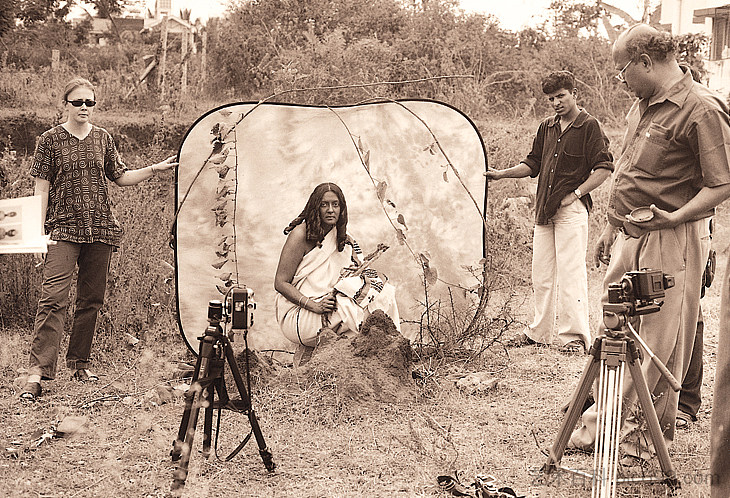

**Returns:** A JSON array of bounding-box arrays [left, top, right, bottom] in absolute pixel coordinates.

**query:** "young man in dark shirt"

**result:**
[[486, 70, 613, 354]]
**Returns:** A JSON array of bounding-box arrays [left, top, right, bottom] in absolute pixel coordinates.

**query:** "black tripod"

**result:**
[[170, 300, 275, 490], [543, 274, 682, 496]]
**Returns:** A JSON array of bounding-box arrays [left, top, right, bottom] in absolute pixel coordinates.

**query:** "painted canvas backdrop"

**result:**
[[174, 100, 487, 353]]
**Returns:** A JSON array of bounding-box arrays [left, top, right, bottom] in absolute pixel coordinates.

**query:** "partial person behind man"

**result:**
[[711, 251, 730, 496], [485, 70, 613, 354]]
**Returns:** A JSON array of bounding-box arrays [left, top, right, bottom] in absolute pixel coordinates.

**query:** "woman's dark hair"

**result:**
[[284, 183, 348, 251]]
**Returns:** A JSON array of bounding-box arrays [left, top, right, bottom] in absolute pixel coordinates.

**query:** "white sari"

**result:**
[[275, 229, 400, 347]]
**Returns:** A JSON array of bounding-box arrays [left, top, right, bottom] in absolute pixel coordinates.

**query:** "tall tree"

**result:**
[[0, 0, 17, 38], [549, 0, 603, 37], [15, 0, 71, 25]]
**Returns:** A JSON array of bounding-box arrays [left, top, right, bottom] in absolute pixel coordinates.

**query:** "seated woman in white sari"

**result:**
[[274, 183, 400, 363]]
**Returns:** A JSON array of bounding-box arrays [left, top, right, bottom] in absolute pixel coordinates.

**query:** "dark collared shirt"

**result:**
[[608, 69, 730, 227], [522, 109, 614, 225], [30, 125, 128, 246]]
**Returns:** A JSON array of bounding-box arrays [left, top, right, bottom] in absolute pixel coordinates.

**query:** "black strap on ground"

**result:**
[[213, 333, 256, 462]]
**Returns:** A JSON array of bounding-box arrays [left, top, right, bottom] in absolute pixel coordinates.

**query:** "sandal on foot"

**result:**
[[559, 340, 586, 355], [72, 369, 99, 382], [505, 332, 539, 348], [20, 381, 41, 401], [676, 411, 694, 429]]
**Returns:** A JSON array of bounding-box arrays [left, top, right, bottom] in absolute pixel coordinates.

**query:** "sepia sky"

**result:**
[[133, 0, 658, 29], [459, 0, 658, 31]]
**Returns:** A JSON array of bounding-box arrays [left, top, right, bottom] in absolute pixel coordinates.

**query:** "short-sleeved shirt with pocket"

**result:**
[[30, 125, 128, 246], [608, 69, 730, 227]]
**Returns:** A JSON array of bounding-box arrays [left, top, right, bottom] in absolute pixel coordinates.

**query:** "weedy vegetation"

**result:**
[[0, 0, 719, 496]]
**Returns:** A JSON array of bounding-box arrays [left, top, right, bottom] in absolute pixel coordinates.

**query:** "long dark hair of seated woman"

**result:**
[[283, 182, 349, 251]]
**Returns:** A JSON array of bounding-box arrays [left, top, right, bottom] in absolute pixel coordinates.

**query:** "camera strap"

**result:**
[[214, 407, 253, 462]]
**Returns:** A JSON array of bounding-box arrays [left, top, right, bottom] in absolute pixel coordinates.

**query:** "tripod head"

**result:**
[[603, 269, 674, 333]]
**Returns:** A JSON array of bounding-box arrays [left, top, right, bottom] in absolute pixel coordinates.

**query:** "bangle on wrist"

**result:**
[[298, 296, 311, 310]]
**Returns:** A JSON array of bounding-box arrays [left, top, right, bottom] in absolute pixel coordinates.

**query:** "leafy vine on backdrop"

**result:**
[[173, 79, 491, 341]]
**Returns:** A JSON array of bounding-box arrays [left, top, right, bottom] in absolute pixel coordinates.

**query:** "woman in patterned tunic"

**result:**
[[274, 183, 400, 365], [19, 78, 177, 401]]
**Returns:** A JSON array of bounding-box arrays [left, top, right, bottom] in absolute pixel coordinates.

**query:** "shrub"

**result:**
[[0, 136, 179, 353]]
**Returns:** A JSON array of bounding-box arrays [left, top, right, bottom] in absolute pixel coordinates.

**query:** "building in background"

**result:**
[[74, 0, 197, 45], [660, 0, 730, 96], [85, 16, 144, 44]]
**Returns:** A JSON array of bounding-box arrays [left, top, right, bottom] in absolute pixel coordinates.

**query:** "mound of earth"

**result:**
[[234, 348, 277, 387], [298, 310, 414, 403]]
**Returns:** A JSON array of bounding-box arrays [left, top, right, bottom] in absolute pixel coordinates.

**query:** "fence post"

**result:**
[[201, 30, 208, 88], [158, 16, 168, 101], [51, 49, 60, 71], [181, 28, 188, 95]]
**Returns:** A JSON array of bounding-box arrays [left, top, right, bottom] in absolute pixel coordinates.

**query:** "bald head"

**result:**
[[613, 23, 677, 64], [612, 24, 683, 99]]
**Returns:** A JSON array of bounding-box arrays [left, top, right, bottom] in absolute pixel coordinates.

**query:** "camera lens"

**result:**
[[208, 300, 223, 321]]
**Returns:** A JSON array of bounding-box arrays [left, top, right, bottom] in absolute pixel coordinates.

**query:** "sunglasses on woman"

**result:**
[[66, 99, 96, 107]]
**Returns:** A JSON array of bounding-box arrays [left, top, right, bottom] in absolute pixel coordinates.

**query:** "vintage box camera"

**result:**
[[228, 287, 256, 331], [608, 269, 675, 305]]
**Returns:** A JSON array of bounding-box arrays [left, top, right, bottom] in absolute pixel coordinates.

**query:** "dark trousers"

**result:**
[[678, 311, 703, 419], [28, 241, 112, 380]]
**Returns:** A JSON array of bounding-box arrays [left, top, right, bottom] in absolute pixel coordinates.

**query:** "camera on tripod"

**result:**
[[544, 267, 682, 493], [210, 287, 256, 340], [171, 284, 273, 491], [604, 269, 674, 330]]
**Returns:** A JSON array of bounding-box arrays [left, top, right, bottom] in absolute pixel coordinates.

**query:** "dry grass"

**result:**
[[0, 115, 723, 497], [0, 275, 719, 498]]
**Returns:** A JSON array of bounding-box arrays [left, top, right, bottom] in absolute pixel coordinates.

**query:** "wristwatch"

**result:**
[[574, 188, 582, 199]]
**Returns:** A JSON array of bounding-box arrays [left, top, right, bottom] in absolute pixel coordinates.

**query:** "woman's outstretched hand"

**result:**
[[153, 156, 178, 172]]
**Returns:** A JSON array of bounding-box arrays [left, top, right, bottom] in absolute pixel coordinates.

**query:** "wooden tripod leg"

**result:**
[[625, 345, 678, 482], [543, 340, 602, 473]]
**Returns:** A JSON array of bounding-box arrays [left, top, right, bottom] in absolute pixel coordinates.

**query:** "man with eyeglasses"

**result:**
[[568, 24, 730, 478]]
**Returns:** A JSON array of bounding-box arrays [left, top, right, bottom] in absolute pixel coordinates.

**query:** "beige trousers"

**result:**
[[569, 219, 710, 458]]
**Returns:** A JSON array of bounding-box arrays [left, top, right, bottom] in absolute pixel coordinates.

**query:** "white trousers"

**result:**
[[527, 199, 590, 347]]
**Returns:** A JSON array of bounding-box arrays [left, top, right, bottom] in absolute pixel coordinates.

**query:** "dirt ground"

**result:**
[[2, 207, 727, 497], [0, 290, 721, 498]]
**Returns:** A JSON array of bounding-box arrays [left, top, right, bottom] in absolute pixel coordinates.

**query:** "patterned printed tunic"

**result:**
[[30, 125, 128, 246]]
